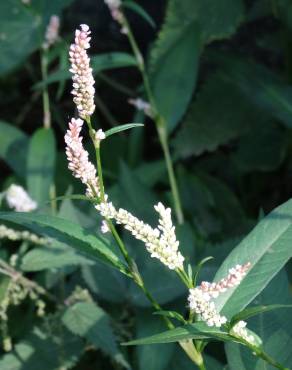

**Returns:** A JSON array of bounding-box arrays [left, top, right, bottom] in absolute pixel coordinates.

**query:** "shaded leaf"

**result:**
[[105, 123, 144, 137], [0, 212, 129, 275]]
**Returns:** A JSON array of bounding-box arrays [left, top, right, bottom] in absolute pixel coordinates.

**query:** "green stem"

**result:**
[[121, 15, 184, 224], [252, 346, 289, 370], [86, 118, 174, 330], [40, 50, 51, 129]]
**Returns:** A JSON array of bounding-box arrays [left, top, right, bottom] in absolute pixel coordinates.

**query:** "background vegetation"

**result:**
[[0, 0, 292, 369]]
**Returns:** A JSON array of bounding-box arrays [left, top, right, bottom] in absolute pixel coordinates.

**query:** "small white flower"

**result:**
[[128, 98, 153, 117], [5, 184, 37, 212], [43, 15, 60, 49], [101, 220, 109, 234], [96, 201, 184, 270], [95, 129, 106, 141], [231, 321, 255, 344], [188, 287, 227, 328]]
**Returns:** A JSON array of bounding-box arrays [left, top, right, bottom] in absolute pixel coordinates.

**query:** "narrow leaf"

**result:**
[[0, 212, 129, 276], [105, 123, 144, 137], [123, 1, 156, 28], [231, 304, 292, 326]]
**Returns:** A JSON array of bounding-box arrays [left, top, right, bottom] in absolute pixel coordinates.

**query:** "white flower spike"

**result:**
[[5, 184, 37, 212]]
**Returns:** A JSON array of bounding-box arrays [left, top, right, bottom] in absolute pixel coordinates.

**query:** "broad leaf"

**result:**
[[62, 302, 129, 368], [27, 128, 56, 206], [0, 327, 83, 370], [214, 199, 292, 318], [21, 245, 93, 272], [0, 120, 28, 177], [0, 212, 129, 275], [173, 73, 260, 158], [226, 270, 292, 369]]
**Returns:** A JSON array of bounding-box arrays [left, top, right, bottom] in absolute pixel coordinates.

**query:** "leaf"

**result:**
[[214, 54, 292, 129], [0, 1, 40, 75], [0, 120, 29, 177], [82, 261, 129, 303], [123, 1, 156, 28], [0, 327, 84, 370], [26, 128, 56, 206], [173, 73, 260, 158], [153, 310, 186, 324], [149, 0, 201, 132], [226, 270, 292, 369], [149, 0, 244, 132], [213, 198, 292, 319], [62, 302, 129, 368], [105, 123, 144, 138], [231, 304, 292, 326], [0, 212, 129, 276], [135, 312, 175, 370], [34, 52, 137, 89], [123, 322, 231, 346], [169, 348, 224, 370], [234, 122, 287, 173], [21, 245, 93, 272]]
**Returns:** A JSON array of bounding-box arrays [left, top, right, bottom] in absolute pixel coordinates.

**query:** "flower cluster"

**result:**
[[96, 201, 184, 270], [188, 263, 251, 327], [231, 320, 255, 344], [43, 15, 60, 49], [188, 288, 227, 327], [199, 263, 251, 298], [69, 24, 95, 119], [0, 225, 48, 245], [5, 184, 37, 212], [65, 118, 100, 198]]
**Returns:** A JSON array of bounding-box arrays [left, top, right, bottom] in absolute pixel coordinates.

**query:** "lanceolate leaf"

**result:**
[[0, 212, 129, 275], [214, 199, 292, 318], [105, 123, 144, 138], [230, 304, 292, 326], [123, 322, 231, 346], [123, 1, 156, 28]]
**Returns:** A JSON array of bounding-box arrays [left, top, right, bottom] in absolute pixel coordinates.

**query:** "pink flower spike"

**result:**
[[69, 24, 95, 119], [200, 263, 251, 298]]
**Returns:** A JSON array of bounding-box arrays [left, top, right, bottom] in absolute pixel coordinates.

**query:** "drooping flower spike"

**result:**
[[43, 15, 60, 49], [96, 201, 184, 270]]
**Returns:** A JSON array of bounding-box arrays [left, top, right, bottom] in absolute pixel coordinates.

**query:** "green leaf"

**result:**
[[0, 1, 40, 75], [231, 304, 292, 326], [0, 212, 129, 276], [149, 0, 244, 132], [123, 1, 156, 28], [173, 73, 260, 158], [27, 128, 56, 206], [21, 245, 93, 272], [105, 123, 144, 138], [234, 122, 287, 173], [0, 120, 28, 177], [62, 302, 129, 368], [136, 312, 175, 370], [226, 270, 292, 369], [153, 310, 186, 324], [214, 54, 292, 129], [82, 261, 128, 303], [34, 52, 137, 89], [149, 0, 201, 132], [214, 199, 292, 319], [123, 322, 231, 346], [0, 327, 84, 370]]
